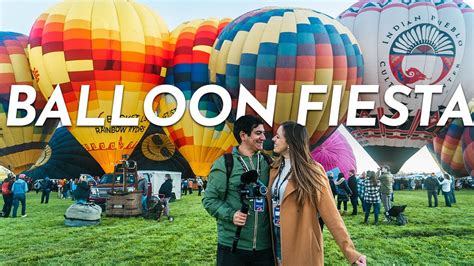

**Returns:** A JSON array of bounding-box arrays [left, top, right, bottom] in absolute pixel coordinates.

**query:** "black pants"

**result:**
[[217, 244, 274, 266], [182, 187, 187, 195], [2, 194, 13, 217], [198, 186, 202, 196], [41, 191, 50, 204], [350, 196, 358, 215], [427, 190, 438, 207], [337, 200, 348, 211]]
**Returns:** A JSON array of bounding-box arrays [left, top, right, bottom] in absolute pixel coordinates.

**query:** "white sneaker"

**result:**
[[21, 214, 27, 218]]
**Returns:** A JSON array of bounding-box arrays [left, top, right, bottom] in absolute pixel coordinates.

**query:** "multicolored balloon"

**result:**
[[209, 7, 363, 149], [158, 18, 236, 177], [311, 128, 357, 179], [427, 119, 468, 178], [462, 100, 474, 177], [129, 124, 194, 180], [28, 0, 170, 173], [23, 127, 104, 180], [339, 0, 474, 173], [0, 32, 57, 174]]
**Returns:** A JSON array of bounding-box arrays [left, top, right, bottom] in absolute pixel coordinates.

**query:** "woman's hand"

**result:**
[[354, 255, 366, 266]]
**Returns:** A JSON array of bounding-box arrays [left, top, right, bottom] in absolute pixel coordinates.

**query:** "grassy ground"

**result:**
[[0, 190, 473, 264]]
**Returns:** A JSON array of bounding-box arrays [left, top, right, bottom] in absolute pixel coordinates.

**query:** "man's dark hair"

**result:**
[[233, 115, 264, 144]]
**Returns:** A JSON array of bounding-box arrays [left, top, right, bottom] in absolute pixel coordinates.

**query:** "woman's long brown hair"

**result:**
[[273, 121, 327, 208]]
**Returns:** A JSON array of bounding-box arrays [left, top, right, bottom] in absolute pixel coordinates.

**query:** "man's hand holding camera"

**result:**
[[233, 211, 248, 226]]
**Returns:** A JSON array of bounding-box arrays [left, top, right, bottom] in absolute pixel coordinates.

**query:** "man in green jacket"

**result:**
[[203, 115, 274, 266], [378, 166, 394, 217]]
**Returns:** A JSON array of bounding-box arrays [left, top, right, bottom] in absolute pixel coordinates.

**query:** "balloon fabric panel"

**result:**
[[28, 0, 169, 173], [0, 32, 58, 174]]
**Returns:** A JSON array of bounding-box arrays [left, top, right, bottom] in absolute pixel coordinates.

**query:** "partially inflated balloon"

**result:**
[[209, 7, 363, 149], [0, 32, 57, 174], [462, 100, 474, 177], [428, 119, 468, 178], [28, 0, 169, 173], [158, 18, 236, 177], [23, 127, 104, 180], [311, 128, 356, 179], [340, 0, 474, 173]]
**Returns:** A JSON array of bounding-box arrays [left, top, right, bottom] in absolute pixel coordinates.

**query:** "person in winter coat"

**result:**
[[336, 173, 352, 215], [363, 171, 381, 225], [159, 174, 173, 218], [439, 174, 452, 207], [377, 166, 394, 216], [11, 174, 28, 218], [73, 175, 90, 204], [347, 170, 358, 215], [40, 177, 53, 204], [424, 173, 439, 207], [327, 172, 337, 198], [1, 174, 15, 217], [269, 121, 365, 266]]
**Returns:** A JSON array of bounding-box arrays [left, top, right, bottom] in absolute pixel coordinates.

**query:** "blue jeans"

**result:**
[[141, 195, 148, 213], [363, 202, 380, 224], [12, 193, 26, 217], [274, 226, 281, 262], [442, 191, 452, 207]]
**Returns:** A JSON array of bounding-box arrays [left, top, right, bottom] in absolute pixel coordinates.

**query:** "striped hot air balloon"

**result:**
[[27, 0, 170, 173], [208, 7, 364, 150], [339, 0, 474, 173], [462, 100, 474, 177], [311, 128, 357, 179], [158, 18, 236, 177], [0, 32, 58, 174], [427, 119, 468, 178]]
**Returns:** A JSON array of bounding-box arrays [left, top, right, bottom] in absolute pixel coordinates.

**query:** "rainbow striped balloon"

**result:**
[[429, 119, 468, 178], [28, 0, 169, 173], [0, 32, 58, 174], [209, 7, 363, 149], [158, 18, 236, 177], [462, 101, 474, 177]]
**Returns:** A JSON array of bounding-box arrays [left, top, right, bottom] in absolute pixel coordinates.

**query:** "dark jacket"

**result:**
[[328, 176, 337, 197], [348, 175, 358, 198], [138, 178, 148, 196], [335, 177, 352, 201], [41, 178, 53, 192], [74, 181, 90, 202], [424, 176, 439, 191], [159, 179, 173, 198]]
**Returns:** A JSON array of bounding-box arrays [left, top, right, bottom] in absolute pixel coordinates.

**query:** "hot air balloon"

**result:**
[[339, 0, 474, 173], [0, 32, 58, 174], [129, 124, 194, 179], [427, 119, 468, 178], [28, 0, 170, 173], [208, 7, 364, 150], [311, 128, 357, 179], [462, 100, 474, 177], [158, 18, 237, 177], [23, 127, 104, 180]]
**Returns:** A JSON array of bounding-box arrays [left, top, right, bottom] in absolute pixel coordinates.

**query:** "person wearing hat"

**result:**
[[11, 174, 28, 218]]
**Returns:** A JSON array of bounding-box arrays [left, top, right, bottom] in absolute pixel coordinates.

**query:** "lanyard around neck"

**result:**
[[272, 159, 291, 204], [237, 153, 260, 175]]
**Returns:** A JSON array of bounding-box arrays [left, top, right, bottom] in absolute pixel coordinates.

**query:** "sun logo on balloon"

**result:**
[[141, 133, 176, 162], [389, 23, 455, 88]]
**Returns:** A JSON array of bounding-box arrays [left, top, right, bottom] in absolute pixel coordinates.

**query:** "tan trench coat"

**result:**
[[267, 163, 361, 265]]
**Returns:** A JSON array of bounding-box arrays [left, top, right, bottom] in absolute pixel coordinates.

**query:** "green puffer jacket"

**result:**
[[378, 172, 394, 194], [202, 148, 272, 251]]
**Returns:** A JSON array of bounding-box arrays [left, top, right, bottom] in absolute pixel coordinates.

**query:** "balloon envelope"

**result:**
[[339, 0, 474, 173], [209, 7, 363, 149], [28, 0, 170, 173], [129, 124, 194, 180], [311, 129, 356, 179], [462, 100, 474, 177], [23, 127, 104, 180], [0, 31, 57, 174], [158, 18, 236, 177]]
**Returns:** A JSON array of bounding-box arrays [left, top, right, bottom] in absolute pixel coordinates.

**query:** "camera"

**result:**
[[239, 170, 267, 199]]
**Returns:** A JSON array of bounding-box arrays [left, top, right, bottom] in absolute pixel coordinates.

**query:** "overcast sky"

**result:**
[[2, 0, 472, 174]]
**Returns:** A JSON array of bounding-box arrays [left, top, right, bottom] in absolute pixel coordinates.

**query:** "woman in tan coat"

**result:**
[[268, 121, 366, 265]]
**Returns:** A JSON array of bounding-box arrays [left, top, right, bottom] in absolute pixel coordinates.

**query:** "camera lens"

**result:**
[[259, 185, 267, 196]]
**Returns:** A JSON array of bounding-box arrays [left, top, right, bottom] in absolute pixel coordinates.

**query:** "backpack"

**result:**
[[223, 152, 273, 200], [1, 181, 11, 195]]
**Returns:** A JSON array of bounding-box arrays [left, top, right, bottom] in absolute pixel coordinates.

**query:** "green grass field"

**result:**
[[0, 190, 473, 264]]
